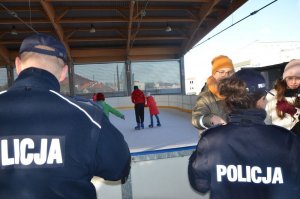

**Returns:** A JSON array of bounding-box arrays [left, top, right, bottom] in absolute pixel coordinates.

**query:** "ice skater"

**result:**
[[93, 92, 125, 120], [145, 92, 161, 128], [131, 85, 145, 130]]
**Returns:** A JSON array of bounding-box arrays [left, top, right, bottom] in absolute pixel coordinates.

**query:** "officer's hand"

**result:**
[[210, 115, 226, 126]]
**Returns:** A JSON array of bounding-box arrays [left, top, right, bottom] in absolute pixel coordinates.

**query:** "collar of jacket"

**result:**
[[284, 88, 299, 97], [12, 67, 60, 92], [206, 76, 225, 100], [228, 108, 266, 125]]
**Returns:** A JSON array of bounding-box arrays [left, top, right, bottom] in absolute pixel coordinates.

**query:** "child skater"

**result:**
[[93, 92, 125, 120], [145, 92, 161, 128]]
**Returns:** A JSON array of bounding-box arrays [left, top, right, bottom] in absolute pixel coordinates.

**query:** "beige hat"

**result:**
[[283, 59, 300, 79]]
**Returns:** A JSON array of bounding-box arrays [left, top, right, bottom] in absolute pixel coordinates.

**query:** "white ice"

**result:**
[[109, 108, 199, 153]]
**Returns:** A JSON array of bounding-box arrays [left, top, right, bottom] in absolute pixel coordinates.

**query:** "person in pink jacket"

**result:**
[[145, 92, 161, 128]]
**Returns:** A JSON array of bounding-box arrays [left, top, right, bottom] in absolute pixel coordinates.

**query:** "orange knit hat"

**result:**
[[211, 55, 234, 74]]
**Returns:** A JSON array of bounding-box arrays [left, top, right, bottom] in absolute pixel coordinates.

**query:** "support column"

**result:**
[[180, 57, 186, 95], [68, 61, 75, 97], [6, 65, 14, 87], [121, 172, 133, 199], [125, 60, 132, 96]]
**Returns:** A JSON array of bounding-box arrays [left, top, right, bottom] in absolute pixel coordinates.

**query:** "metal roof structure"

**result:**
[[0, 0, 247, 66]]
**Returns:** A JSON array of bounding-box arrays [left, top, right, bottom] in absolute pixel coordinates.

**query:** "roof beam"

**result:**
[[72, 54, 178, 64], [0, 17, 196, 25], [68, 36, 186, 42], [40, 0, 72, 61], [0, 5, 198, 14], [0, 0, 247, 64], [130, 47, 180, 56], [126, 0, 135, 59], [181, 0, 219, 53], [71, 47, 179, 58], [0, 0, 210, 2], [60, 17, 196, 23], [0, 35, 186, 45], [0, 26, 189, 38], [184, 0, 247, 51]]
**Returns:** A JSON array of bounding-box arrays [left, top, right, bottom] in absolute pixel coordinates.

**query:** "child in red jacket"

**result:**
[[145, 92, 161, 128]]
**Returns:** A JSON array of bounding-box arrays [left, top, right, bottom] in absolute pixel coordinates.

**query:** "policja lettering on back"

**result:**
[[0, 136, 64, 168], [216, 165, 283, 184]]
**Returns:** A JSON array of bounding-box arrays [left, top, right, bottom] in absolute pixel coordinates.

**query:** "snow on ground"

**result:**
[[110, 108, 199, 153]]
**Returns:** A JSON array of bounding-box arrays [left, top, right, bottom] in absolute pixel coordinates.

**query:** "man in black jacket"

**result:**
[[188, 69, 300, 199], [0, 33, 131, 199]]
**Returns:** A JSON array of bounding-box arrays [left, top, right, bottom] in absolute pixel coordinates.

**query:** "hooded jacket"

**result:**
[[189, 108, 300, 199], [146, 95, 159, 115], [0, 67, 131, 199]]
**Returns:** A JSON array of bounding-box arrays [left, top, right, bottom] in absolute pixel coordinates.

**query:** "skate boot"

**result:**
[[148, 124, 153, 128], [141, 123, 144, 129], [157, 123, 161, 127], [134, 123, 141, 130]]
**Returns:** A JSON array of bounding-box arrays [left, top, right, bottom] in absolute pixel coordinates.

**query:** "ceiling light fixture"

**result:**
[[165, 23, 172, 32], [89, 24, 96, 33], [11, 25, 18, 35], [140, 9, 146, 17]]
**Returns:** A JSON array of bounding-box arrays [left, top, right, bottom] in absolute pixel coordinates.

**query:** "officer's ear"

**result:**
[[15, 56, 23, 75], [59, 64, 68, 82]]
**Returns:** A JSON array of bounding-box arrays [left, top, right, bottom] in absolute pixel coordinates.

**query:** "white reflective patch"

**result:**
[[47, 139, 63, 164], [0, 90, 7, 95], [0, 136, 65, 169], [34, 139, 48, 165], [20, 138, 34, 165], [216, 164, 283, 184], [1, 140, 14, 166], [216, 165, 227, 182], [258, 83, 266, 88]]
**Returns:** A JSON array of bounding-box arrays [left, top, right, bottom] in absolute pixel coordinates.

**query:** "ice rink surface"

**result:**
[[110, 108, 199, 153]]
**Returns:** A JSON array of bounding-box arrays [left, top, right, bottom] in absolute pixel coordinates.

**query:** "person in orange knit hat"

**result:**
[[192, 55, 235, 136]]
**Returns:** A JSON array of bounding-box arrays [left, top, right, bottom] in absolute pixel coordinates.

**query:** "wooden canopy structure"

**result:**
[[0, 0, 247, 67]]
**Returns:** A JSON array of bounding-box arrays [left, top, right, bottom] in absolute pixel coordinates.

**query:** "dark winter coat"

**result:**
[[146, 96, 159, 115], [0, 67, 131, 199], [188, 108, 300, 199], [192, 90, 227, 131]]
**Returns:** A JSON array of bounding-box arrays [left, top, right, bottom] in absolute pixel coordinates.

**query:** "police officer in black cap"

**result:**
[[188, 69, 300, 199], [0, 33, 131, 199]]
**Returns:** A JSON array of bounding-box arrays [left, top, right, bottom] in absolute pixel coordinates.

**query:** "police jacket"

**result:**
[[0, 67, 131, 199], [188, 108, 300, 199]]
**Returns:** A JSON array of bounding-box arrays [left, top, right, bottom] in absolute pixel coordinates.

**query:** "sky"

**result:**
[[184, 0, 300, 89]]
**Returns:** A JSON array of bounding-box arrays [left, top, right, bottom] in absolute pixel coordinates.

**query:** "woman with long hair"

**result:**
[[265, 59, 300, 134]]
